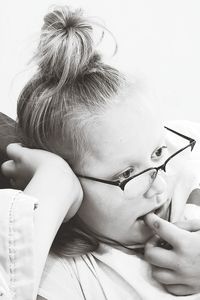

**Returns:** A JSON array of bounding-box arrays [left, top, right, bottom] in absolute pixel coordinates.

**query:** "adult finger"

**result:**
[[144, 213, 188, 249]]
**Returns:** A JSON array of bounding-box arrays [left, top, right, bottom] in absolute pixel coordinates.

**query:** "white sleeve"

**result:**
[[0, 189, 38, 300]]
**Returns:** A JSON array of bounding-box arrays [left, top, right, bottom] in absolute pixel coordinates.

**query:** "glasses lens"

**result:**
[[124, 169, 157, 199], [123, 142, 191, 200]]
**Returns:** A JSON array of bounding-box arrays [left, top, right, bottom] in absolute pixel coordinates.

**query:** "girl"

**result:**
[[2, 5, 200, 299]]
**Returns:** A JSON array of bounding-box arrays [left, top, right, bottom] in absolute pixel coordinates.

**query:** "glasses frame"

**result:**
[[76, 127, 196, 191]]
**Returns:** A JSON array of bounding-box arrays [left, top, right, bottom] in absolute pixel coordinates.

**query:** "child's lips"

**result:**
[[137, 198, 171, 221], [154, 204, 168, 219]]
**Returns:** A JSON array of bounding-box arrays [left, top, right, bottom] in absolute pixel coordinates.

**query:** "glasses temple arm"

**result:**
[[164, 126, 195, 143], [76, 174, 121, 187]]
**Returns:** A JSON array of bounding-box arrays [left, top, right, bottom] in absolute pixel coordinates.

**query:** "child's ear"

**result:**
[[0, 113, 22, 188]]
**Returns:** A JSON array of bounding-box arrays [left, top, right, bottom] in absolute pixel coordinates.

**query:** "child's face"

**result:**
[[75, 96, 175, 245]]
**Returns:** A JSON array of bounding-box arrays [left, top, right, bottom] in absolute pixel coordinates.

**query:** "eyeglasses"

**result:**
[[76, 127, 196, 199]]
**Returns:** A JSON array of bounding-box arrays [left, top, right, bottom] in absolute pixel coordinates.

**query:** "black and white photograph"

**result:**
[[1, 1, 200, 299]]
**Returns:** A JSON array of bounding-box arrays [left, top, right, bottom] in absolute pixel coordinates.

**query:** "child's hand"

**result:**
[[1, 143, 40, 188], [144, 213, 200, 296], [1, 144, 83, 297], [2, 143, 68, 188], [1, 143, 83, 220]]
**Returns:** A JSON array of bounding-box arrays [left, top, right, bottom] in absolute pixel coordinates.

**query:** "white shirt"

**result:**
[[0, 120, 200, 299]]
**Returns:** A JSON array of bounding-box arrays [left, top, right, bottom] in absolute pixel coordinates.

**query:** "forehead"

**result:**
[[82, 94, 164, 173]]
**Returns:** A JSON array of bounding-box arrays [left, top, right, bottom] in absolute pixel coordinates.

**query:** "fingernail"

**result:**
[[153, 221, 160, 229]]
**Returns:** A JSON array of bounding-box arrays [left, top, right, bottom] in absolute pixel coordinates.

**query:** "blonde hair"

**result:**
[[17, 6, 127, 256]]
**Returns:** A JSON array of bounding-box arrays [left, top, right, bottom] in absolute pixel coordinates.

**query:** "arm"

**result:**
[[0, 189, 37, 299], [2, 143, 83, 299]]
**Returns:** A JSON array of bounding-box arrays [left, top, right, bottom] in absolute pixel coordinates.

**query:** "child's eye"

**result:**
[[119, 167, 135, 180], [151, 146, 168, 161]]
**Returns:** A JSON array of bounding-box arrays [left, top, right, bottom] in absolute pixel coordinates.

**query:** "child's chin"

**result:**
[[127, 219, 154, 245]]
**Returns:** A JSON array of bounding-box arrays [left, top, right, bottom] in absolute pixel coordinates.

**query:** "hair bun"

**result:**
[[35, 6, 94, 87]]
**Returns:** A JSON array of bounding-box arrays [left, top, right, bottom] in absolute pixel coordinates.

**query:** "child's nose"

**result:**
[[144, 172, 167, 198]]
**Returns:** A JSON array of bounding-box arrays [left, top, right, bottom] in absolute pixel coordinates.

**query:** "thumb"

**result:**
[[144, 213, 188, 249]]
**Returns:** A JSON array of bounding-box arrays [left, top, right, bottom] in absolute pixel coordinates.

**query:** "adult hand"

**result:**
[[144, 212, 200, 296]]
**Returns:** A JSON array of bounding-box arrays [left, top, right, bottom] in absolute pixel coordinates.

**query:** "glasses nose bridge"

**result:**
[[156, 161, 167, 173]]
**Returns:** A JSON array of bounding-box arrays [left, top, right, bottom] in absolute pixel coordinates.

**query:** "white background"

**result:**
[[0, 0, 200, 121]]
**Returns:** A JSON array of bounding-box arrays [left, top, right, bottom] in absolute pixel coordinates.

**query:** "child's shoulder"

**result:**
[[38, 252, 84, 299]]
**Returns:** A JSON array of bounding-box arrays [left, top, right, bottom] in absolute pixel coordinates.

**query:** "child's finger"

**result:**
[[6, 143, 25, 161], [1, 160, 17, 178], [145, 239, 176, 269], [10, 178, 18, 189], [165, 284, 195, 296], [144, 213, 188, 249], [152, 266, 179, 285]]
